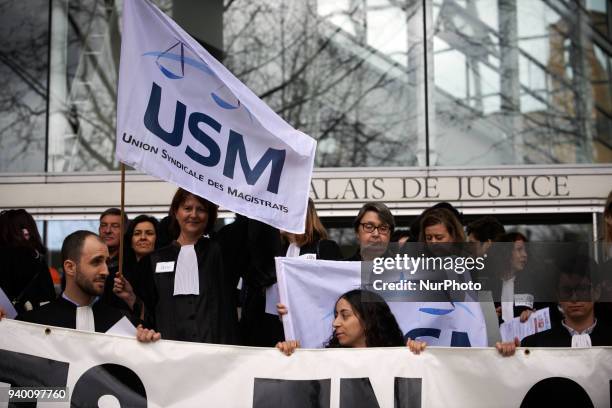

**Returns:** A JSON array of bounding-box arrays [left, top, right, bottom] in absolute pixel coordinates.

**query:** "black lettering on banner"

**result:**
[[253, 378, 330, 408], [0, 349, 69, 408], [520, 377, 593, 408], [394, 378, 422, 408], [71, 364, 147, 408], [340, 378, 380, 408]]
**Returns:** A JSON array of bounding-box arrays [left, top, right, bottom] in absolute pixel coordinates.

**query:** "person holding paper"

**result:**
[[488, 233, 539, 325], [276, 289, 426, 355], [13, 230, 159, 342], [138, 188, 238, 344], [496, 255, 612, 355]]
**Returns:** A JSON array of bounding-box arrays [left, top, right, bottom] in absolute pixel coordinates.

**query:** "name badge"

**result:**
[[155, 262, 175, 273], [514, 293, 534, 309], [299, 253, 317, 260]]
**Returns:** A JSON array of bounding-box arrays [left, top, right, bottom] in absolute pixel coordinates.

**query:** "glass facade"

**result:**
[[432, 0, 612, 165], [1, 0, 610, 263], [2, 0, 611, 171], [0, 0, 49, 172]]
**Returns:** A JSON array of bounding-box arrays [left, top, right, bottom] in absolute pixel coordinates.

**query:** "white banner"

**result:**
[[116, 0, 316, 233], [0, 320, 611, 407], [275, 258, 488, 348]]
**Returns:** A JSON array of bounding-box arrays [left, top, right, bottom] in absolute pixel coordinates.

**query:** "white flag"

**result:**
[[276, 257, 488, 347], [116, 0, 316, 233]]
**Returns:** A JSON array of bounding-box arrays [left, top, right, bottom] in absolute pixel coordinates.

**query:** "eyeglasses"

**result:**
[[360, 223, 391, 235], [558, 284, 592, 300]]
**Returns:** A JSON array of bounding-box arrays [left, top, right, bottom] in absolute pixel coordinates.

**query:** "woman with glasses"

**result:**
[[347, 202, 396, 261]]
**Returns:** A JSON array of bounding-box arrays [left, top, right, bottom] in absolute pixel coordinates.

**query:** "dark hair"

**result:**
[[353, 202, 395, 233], [418, 208, 465, 242], [0, 209, 45, 254], [486, 232, 530, 278], [61, 230, 101, 265], [555, 254, 599, 302], [431, 202, 463, 224], [99, 208, 129, 230], [326, 289, 404, 348], [168, 188, 218, 236], [466, 216, 506, 242], [125, 215, 160, 250], [123, 214, 159, 243], [497, 231, 528, 243]]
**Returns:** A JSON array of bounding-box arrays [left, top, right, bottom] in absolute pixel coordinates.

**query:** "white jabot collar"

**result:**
[[62, 293, 98, 332], [286, 242, 301, 258], [500, 277, 515, 323], [563, 319, 596, 348], [174, 244, 200, 296]]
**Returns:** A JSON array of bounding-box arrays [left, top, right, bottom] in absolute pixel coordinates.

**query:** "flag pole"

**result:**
[[118, 162, 126, 278]]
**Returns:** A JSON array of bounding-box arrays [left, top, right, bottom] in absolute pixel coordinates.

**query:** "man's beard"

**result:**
[[75, 268, 105, 297]]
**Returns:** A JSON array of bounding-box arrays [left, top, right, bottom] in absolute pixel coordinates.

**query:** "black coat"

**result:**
[[138, 238, 238, 344], [521, 321, 612, 347], [0, 247, 56, 314], [101, 254, 135, 314], [240, 219, 342, 346], [16, 296, 126, 333]]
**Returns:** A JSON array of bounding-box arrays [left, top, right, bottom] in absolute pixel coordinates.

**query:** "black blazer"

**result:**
[[521, 322, 612, 347]]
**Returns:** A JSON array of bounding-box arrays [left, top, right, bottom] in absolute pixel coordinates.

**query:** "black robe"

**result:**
[[138, 238, 238, 344], [0, 246, 56, 314], [240, 220, 343, 346], [16, 297, 126, 333], [521, 322, 612, 347], [101, 254, 134, 313]]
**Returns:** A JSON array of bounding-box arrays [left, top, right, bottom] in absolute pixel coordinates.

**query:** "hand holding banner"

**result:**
[[116, 0, 316, 233]]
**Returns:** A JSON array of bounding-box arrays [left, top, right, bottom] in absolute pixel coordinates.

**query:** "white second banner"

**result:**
[[275, 258, 488, 348]]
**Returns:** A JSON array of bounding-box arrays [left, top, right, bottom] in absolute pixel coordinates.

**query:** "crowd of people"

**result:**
[[1, 188, 611, 357]]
